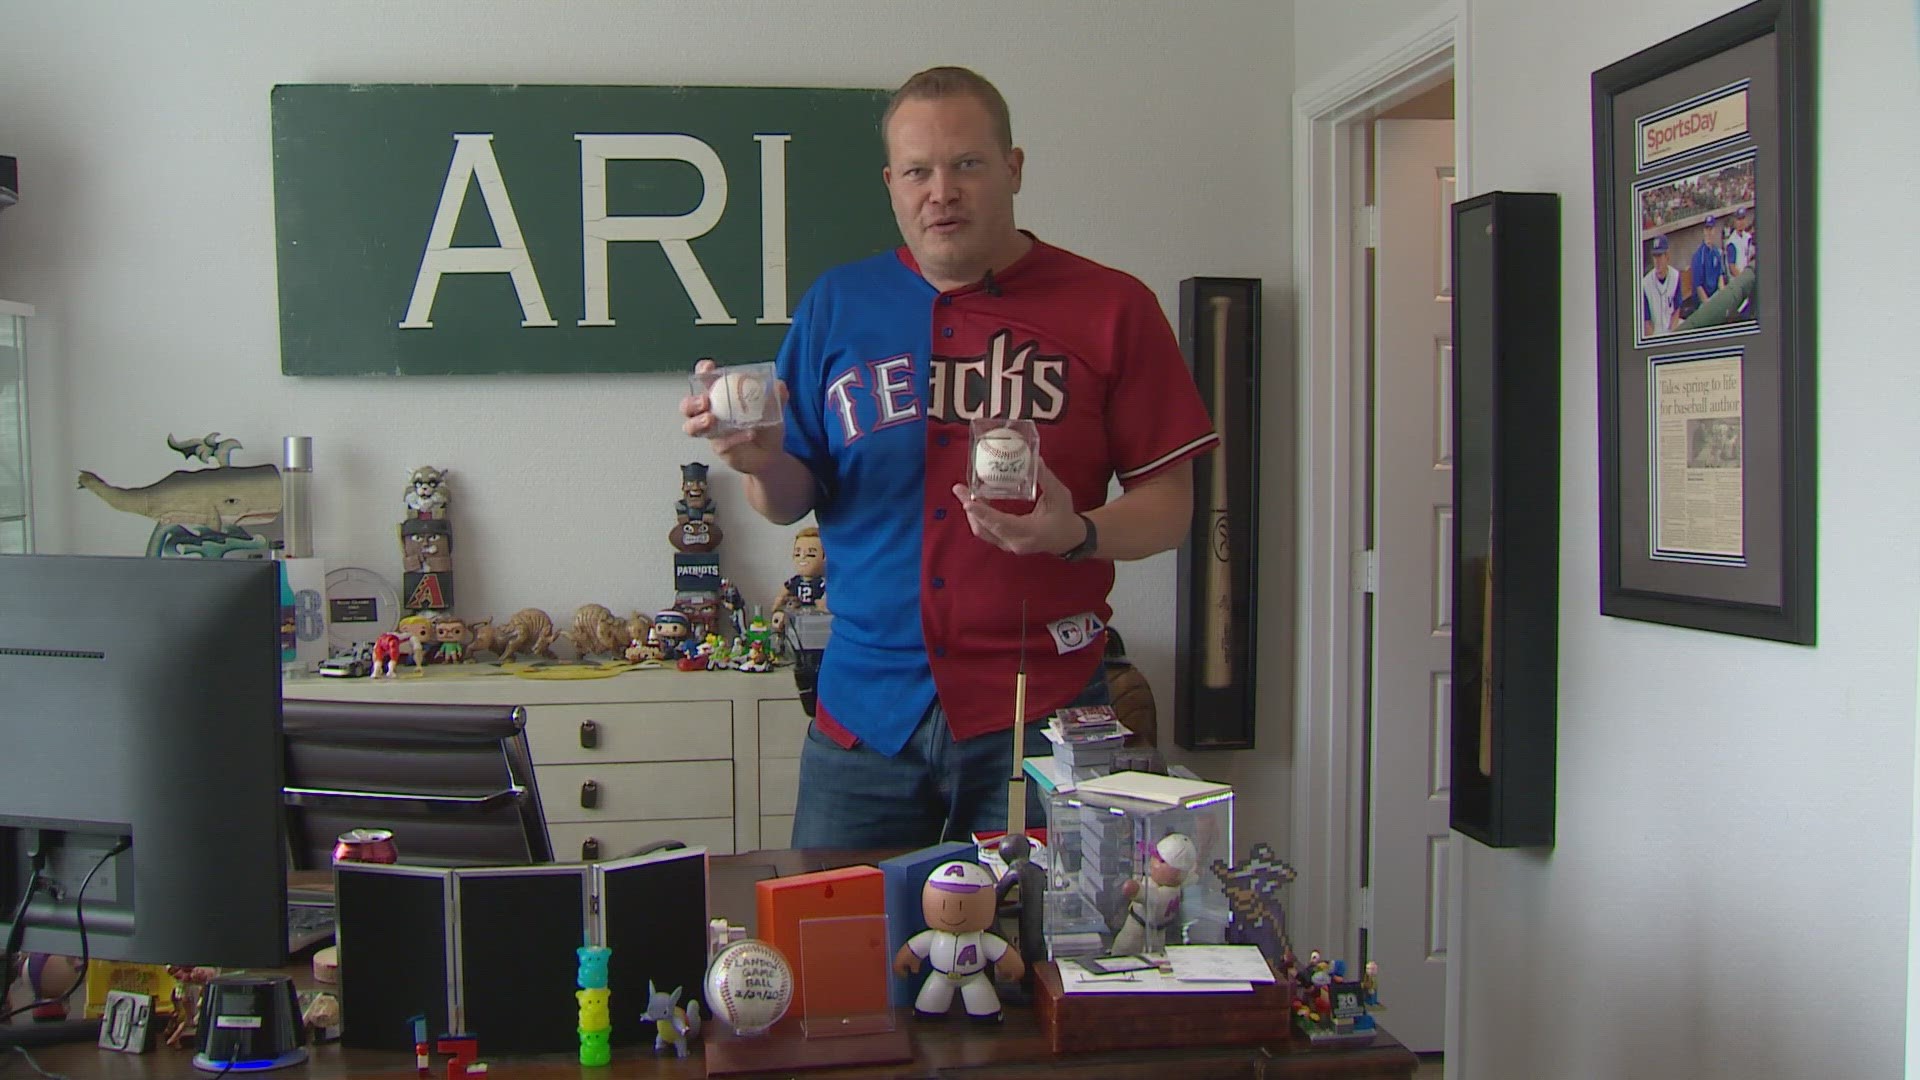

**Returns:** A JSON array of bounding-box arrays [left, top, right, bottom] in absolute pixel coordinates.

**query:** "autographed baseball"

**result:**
[[973, 428, 1032, 486], [703, 939, 793, 1037], [709, 371, 771, 430]]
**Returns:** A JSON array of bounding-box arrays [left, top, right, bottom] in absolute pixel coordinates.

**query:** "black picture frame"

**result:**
[[1592, 0, 1816, 645], [1174, 277, 1260, 750], [1450, 192, 1561, 849]]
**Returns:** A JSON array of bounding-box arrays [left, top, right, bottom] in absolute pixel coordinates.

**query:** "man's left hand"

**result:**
[[950, 458, 1085, 557]]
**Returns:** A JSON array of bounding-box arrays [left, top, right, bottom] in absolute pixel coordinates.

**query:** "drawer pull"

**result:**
[[579, 720, 600, 749], [581, 837, 601, 861], [580, 780, 600, 809]]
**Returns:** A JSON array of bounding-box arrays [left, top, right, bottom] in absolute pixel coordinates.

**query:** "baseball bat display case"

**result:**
[[1448, 191, 1560, 848], [1174, 277, 1261, 750]]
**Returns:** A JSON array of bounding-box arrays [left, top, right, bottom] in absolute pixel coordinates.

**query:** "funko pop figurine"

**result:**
[[893, 860, 1024, 1021], [769, 527, 827, 635], [431, 616, 471, 663], [652, 610, 698, 665], [370, 632, 409, 677], [395, 615, 437, 670], [1109, 833, 1199, 956]]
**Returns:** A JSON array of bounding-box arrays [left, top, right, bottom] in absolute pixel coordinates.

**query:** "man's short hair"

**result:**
[[882, 66, 1014, 154]]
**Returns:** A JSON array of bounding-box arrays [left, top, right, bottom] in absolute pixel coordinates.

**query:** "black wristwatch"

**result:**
[[1061, 514, 1098, 563]]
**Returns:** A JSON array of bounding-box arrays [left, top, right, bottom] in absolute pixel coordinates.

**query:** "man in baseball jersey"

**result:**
[[682, 66, 1217, 848], [1726, 205, 1754, 278], [1689, 213, 1730, 312], [1641, 235, 1682, 338]]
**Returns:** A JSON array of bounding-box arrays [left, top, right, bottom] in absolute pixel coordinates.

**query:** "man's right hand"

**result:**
[[681, 358, 789, 476]]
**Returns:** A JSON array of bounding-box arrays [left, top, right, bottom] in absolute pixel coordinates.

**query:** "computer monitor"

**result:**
[[0, 554, 287, 984]]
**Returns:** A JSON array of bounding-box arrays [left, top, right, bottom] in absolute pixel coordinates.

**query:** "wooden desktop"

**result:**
[[13, 849, 1417, 1078]]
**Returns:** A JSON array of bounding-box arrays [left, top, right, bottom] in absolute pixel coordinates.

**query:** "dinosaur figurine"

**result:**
[[639, 981, 701, 1058], [166, 432, 244, 468]]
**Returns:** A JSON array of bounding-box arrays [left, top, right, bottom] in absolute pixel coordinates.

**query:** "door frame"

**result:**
[[1288, 0, 1467, 1053]]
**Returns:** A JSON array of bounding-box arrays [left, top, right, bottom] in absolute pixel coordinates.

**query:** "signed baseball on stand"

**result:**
[[709, 372, 772, 430], [973, 428, 1032, 486], [704, 938, 793, 1037]]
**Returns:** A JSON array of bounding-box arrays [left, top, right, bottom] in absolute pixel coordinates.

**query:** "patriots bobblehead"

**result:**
[[682, 67, 1217, 848]]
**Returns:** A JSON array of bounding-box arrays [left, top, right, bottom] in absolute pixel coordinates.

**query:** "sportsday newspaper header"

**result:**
[[1639, 85, 1750, 169]]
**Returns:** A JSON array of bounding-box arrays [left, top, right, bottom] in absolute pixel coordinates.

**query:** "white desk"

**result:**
[[285, 667, 808, 856]]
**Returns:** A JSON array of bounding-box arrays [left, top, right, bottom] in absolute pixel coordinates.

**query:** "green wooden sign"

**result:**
[[270, 84, 899, 376]]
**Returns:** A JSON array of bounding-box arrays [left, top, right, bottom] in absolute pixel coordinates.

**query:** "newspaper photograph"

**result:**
[[1650, 351, 1745, 564]]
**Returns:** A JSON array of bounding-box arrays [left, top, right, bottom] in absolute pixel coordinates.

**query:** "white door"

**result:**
[[1366, 117, 1454, 1053]]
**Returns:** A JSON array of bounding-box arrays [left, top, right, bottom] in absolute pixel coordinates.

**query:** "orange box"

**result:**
[[753, 865, 886, 1016]]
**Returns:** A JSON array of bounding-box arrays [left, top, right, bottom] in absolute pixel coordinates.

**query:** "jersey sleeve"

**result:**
[[776, 284, 837, 500], [1104, 279, 1219, 487]]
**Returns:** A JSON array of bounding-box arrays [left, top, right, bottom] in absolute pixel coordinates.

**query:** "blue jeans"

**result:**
[[789, 667, 1110, 850]]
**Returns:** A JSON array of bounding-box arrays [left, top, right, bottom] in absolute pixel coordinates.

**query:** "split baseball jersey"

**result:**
[[778, 236, 1217, 755]]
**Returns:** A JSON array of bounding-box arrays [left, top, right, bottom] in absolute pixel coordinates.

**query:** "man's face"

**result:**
[[793, 537, 825, 577], [1654, 251, 1670, 272], [883, 94, 1024, 288]]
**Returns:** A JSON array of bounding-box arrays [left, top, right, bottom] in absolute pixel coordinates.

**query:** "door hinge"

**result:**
[[1354, 549, 1378, 594], [1357, 886, 1374, 930], [1357, 204, 1379, 249]]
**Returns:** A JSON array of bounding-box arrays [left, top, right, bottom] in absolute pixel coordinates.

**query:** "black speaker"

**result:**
[[1449, 191, 1561, 849], [192, 974, 308, 1072], [0, 155, 16, 210]]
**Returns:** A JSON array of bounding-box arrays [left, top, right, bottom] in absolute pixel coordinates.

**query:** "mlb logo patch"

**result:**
[[1047, 611, 1106, 655]]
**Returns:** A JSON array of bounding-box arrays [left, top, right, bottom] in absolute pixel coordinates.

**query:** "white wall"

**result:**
[[1295, 0, 1451, 91], [0, 1, 1295, 827], [1294, 0, 1920, 1076]]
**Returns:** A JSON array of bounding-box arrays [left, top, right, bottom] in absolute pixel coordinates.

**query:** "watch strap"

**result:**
[[1062, 514, 1098, 562]]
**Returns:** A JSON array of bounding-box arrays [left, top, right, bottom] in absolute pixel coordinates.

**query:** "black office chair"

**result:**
[[281, 699, 553, 869]]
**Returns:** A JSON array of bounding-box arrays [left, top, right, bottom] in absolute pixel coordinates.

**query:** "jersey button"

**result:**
[[939, 295, 953, 306], [941, 327, 954, 338], [932, 577, 945, 589], [936, 434, 950, 448], [934, 647, 947, 658], [933, 508, 947, 521]]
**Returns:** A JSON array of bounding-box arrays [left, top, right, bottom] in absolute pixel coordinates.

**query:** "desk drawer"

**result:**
[[758, 698, 810, 760], [524, 702, 731, 764], [758, 815, 794, 851], [759, 757, 800, 817], [549, 819, 734, 860], [538, 761, 732, 822]]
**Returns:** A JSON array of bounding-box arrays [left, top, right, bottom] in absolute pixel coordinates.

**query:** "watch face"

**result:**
[[324, 566, 400, 652]]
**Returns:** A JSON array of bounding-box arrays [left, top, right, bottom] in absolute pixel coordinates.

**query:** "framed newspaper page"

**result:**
[[1592, 0, 1815, 644]]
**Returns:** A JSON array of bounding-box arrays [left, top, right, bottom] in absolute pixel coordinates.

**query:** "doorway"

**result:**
[[1289, 9, 1465, 1061]]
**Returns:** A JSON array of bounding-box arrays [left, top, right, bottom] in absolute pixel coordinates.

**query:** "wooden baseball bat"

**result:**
[[1007, 603, 1029, 842], [1202, 295, 1234, 689], [1478, 526, 1495, 777]]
